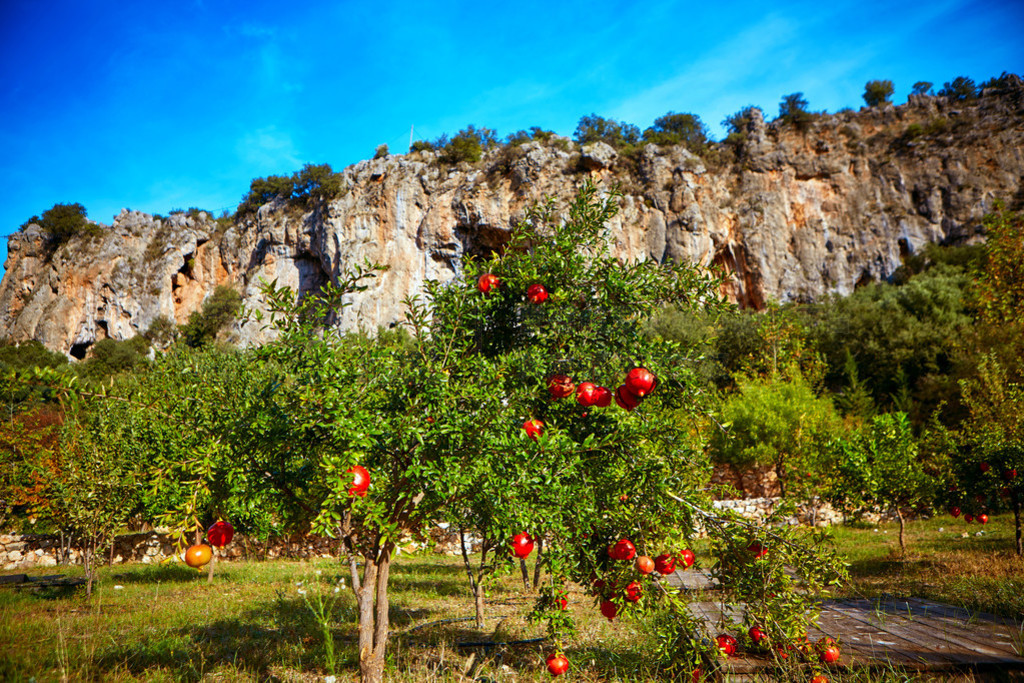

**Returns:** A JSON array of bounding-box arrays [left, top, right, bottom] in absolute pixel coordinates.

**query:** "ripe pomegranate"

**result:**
[[548, 374, 575, 399], [527, 283, 549, 303], [614, 385, 640, 411], [715, 633, 737, 657], [184, 544, 212, 568], [610, 538, 636, 561], [511, 532, 534, 558], [206, 520, 234, 548], [624, 367, 657, 397], [635, 555, 655, 574], [653, 553, 676, 575], [545, 652, 569, 677], [820, 645, 841, 664], [477, 273, 500, 293], [576, 382, 599, 407], [347, 465, 370, 497], [523, 418, 544, 440]]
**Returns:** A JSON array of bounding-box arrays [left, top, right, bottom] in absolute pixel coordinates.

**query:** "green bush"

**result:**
[[374, 144, 389, 159], [180, 286, 243, 347], [721, 106, 762, 145], [642, 112, 709, 153], [409, 140, 435, 153], [0, 340, 68, 373], [436, 125, 499, 165], [236, 163, 342, 216], [863, 79, 894, 107], [237, 174, 295, 216], [19, 202, 100, 248], [912, 81, 933, 96], [778, 93, 813, 130], [573, 114, 640, 148], [939, 76, 978, 101], [77, 336, 151, 382], [143, 315, 177, 348]]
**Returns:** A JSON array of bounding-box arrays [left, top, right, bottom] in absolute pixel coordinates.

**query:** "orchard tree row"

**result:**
[[4, 182, 851, 682], [2, 187, 1023, 680]]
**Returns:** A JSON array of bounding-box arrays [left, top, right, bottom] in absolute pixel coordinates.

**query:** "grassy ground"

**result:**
[[830, 512, 1024, 619], [1, 514, 1021, 681]]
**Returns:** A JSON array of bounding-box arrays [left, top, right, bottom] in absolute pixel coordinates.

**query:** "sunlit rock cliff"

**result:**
[[2, 80, 1022, 357]]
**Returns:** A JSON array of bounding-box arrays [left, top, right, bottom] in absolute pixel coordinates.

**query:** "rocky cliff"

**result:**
[[2, 82, 1022, 357]]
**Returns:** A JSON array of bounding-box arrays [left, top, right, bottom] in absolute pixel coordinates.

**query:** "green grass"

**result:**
[[829, 512, 1024, 619], [1, 517, 1022, 681]]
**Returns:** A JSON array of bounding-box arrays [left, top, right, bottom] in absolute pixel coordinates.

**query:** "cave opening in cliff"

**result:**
[[295, 255, 330, 299], [69, 342, 91, 360], [455, 222, 510, 261]]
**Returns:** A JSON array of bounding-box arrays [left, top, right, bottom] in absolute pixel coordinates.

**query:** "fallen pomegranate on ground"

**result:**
[[545, 653, 569, 677]]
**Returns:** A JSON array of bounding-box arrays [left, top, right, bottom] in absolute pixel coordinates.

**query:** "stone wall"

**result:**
[[0, 531, 346, 571], [711, 497, 848, 528], [0, 526, 488, 571], [0, 501, 872, 570]]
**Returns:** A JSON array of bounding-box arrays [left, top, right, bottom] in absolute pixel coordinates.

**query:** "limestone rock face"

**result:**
[[2, 81, 1023, 356]]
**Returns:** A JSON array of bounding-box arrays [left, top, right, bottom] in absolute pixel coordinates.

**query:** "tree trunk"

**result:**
[[474, 581, 486, 630], [84, 538, 95, 597], [519, 558, 530, 590], [356, 544, 393, 683], [896, 506, 906, 554], [459, 527, 487, 630], [1015, 498, 1022, 557], [532, 537, 543, 590], [207, 551, 215, 583]]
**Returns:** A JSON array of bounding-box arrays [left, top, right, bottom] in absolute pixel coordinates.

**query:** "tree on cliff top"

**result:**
[[19, 202, 99, 248], [863, 80, 895, 107]]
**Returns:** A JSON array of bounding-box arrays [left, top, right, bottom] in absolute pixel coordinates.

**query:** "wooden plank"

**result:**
[[875, 597, 1023, 656], [665, 568, 715, 591], [814, 602, 950, 670], [831, 599, 1024, 667], [902, 596, 1023, 628]]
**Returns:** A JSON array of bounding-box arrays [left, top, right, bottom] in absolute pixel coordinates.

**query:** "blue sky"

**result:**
[[1, 0, 1021, 279]]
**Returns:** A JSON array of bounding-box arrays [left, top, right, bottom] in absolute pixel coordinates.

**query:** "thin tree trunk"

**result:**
[[474, 582, 486, 630], [532, 537, 543, 590], [458, 526, 486, 630], [84, 539, 94, 597], [207, 551, 215, 583], [896, 506, 906, 553], [1015, 498, 1022, 557], [519, 558, 530, 590]]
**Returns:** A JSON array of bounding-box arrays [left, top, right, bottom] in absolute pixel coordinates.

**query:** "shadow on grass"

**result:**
[[109, 563, 206, 584], [90, 590, 464, 680]]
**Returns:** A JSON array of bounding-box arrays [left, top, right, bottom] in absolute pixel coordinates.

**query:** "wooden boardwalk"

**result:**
[[667, 571, 1024, 678]]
